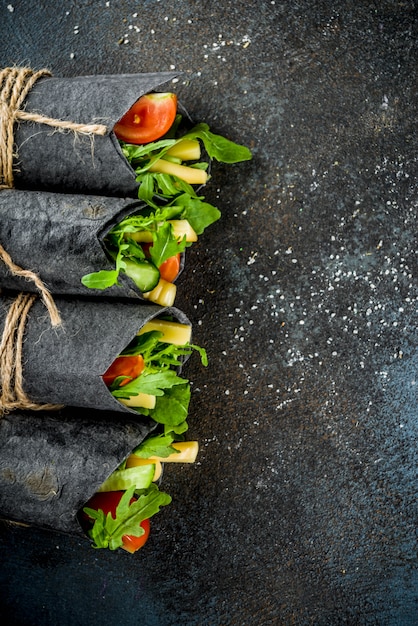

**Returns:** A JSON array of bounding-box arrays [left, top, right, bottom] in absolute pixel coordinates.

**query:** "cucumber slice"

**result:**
[[123, 259, 160, 292], [97, 464, 155, 493]]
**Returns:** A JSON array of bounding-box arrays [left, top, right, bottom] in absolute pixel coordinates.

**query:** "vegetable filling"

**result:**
[[80, 424, 200, 553], [81, 92, 252, 305], [102, 317, 207, 436]]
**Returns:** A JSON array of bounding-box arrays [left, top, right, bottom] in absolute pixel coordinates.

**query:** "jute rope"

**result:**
[[0, 292, 63, 415], [0, 243, 61, 327], [0, 66, 108, 189], [0, 244, 63, 415], [0, 66, 86, 414]]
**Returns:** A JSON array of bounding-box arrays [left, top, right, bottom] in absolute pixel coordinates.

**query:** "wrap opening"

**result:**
[[0, 294, 192, 415]]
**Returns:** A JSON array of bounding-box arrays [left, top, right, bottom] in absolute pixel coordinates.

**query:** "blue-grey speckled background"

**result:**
[[0, 1, 417, 624]]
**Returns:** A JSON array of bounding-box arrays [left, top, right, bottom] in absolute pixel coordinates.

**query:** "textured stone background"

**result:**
[[0, 1, 417, 624]]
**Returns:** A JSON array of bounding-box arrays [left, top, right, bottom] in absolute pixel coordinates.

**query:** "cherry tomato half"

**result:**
[[159, 254, 181, 282], [114, 92, 178, 144], [82, 491, 151, 553], [121, 518, 150, 553], [102, 355, 145, 387], [141, 243, 181, 283]]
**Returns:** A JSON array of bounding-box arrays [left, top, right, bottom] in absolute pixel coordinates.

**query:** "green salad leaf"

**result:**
[[84, 484, 171, 551], [131, 433, 180, 459], [81, 214, 188, 291], [172, 194, 221, 235], [182, 123, 252, 163], [112, 369, 186, 399], [145, 383, 191, 435], [122, 121, 252, 170], [148, 221, 185, 267], [81, 240, 128, 290], [109, 330, 207, 433], [121, 330, 208, 368]]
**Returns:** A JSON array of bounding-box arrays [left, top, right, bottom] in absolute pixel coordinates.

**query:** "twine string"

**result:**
[[0, 66, 108, 189], [0, 243, 63, 415], [0, 243, 61, 327], [0, 66, 95, 414], [0, 292, 63, 415]]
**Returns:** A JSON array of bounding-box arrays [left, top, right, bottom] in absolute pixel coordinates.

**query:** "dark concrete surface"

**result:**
[[0, 1, 417, 624]]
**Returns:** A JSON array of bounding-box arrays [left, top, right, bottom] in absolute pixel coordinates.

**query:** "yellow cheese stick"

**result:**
[[165, 139, 201, 161], [148, 441, 199, 463], [126, 442, 198, 471], [125, 219, 197, 244], [139, 318, 191, 345], [149, 158, 208, 185], [119, 393, 156, 409], [142, 279, 177, 307], [125, 457, 163, 481], [168, 219, 198, 242]]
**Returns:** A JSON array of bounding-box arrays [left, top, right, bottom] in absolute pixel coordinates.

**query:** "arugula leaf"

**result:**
[[173, 194, 221, 235], [147, 383, 191, 434], [121, 237, 147, 261], [81, 240, 128, 290], [136, 171, 197, 207], [111, 206, 181, 237], [149, 222, 186, 267], [132, 433, 179, 459], [81, 269, 119, 290], [137, 172, 162, 207], [122, 138, 177, 164], [188, 343, 208, 366], [122, 121, 251, 169], [183, 123, 252, 163], [120, 330, 208, 368], [120, 330, 164, 358], [84, 484, 171, 551], [111, 369, 187, 399]]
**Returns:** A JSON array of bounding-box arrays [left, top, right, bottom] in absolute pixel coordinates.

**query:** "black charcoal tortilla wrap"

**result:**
[[0, 188, 184, 299], [0, 294, 191, 414], [0, 406, 157, 534], [2, 68, 179, 196]]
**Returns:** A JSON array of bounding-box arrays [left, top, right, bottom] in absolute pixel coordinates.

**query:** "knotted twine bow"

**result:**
[[0, 65, 108, 189]]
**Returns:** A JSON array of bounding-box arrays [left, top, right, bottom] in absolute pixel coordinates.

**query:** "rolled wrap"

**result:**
[[0, 407, 156, 534], [10, 71, 179, 197], [0, 294, 191, 414], [0, 189, 184, 299]]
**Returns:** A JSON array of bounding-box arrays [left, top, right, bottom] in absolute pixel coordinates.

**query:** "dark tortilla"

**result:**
[[0, 294, 191, 414], [0, 406, 156, 534], [0, 188, 184, 298], [12, 71, 179, 197]]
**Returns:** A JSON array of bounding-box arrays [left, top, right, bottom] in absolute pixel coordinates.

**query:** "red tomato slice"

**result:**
[[114, 92, 178, 144], [141, 243, 181, 283], [102, 355, 145, 387], [82, 491, 150, 553], [121, 518, 150, 553], [159, 254, 181, 282]]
